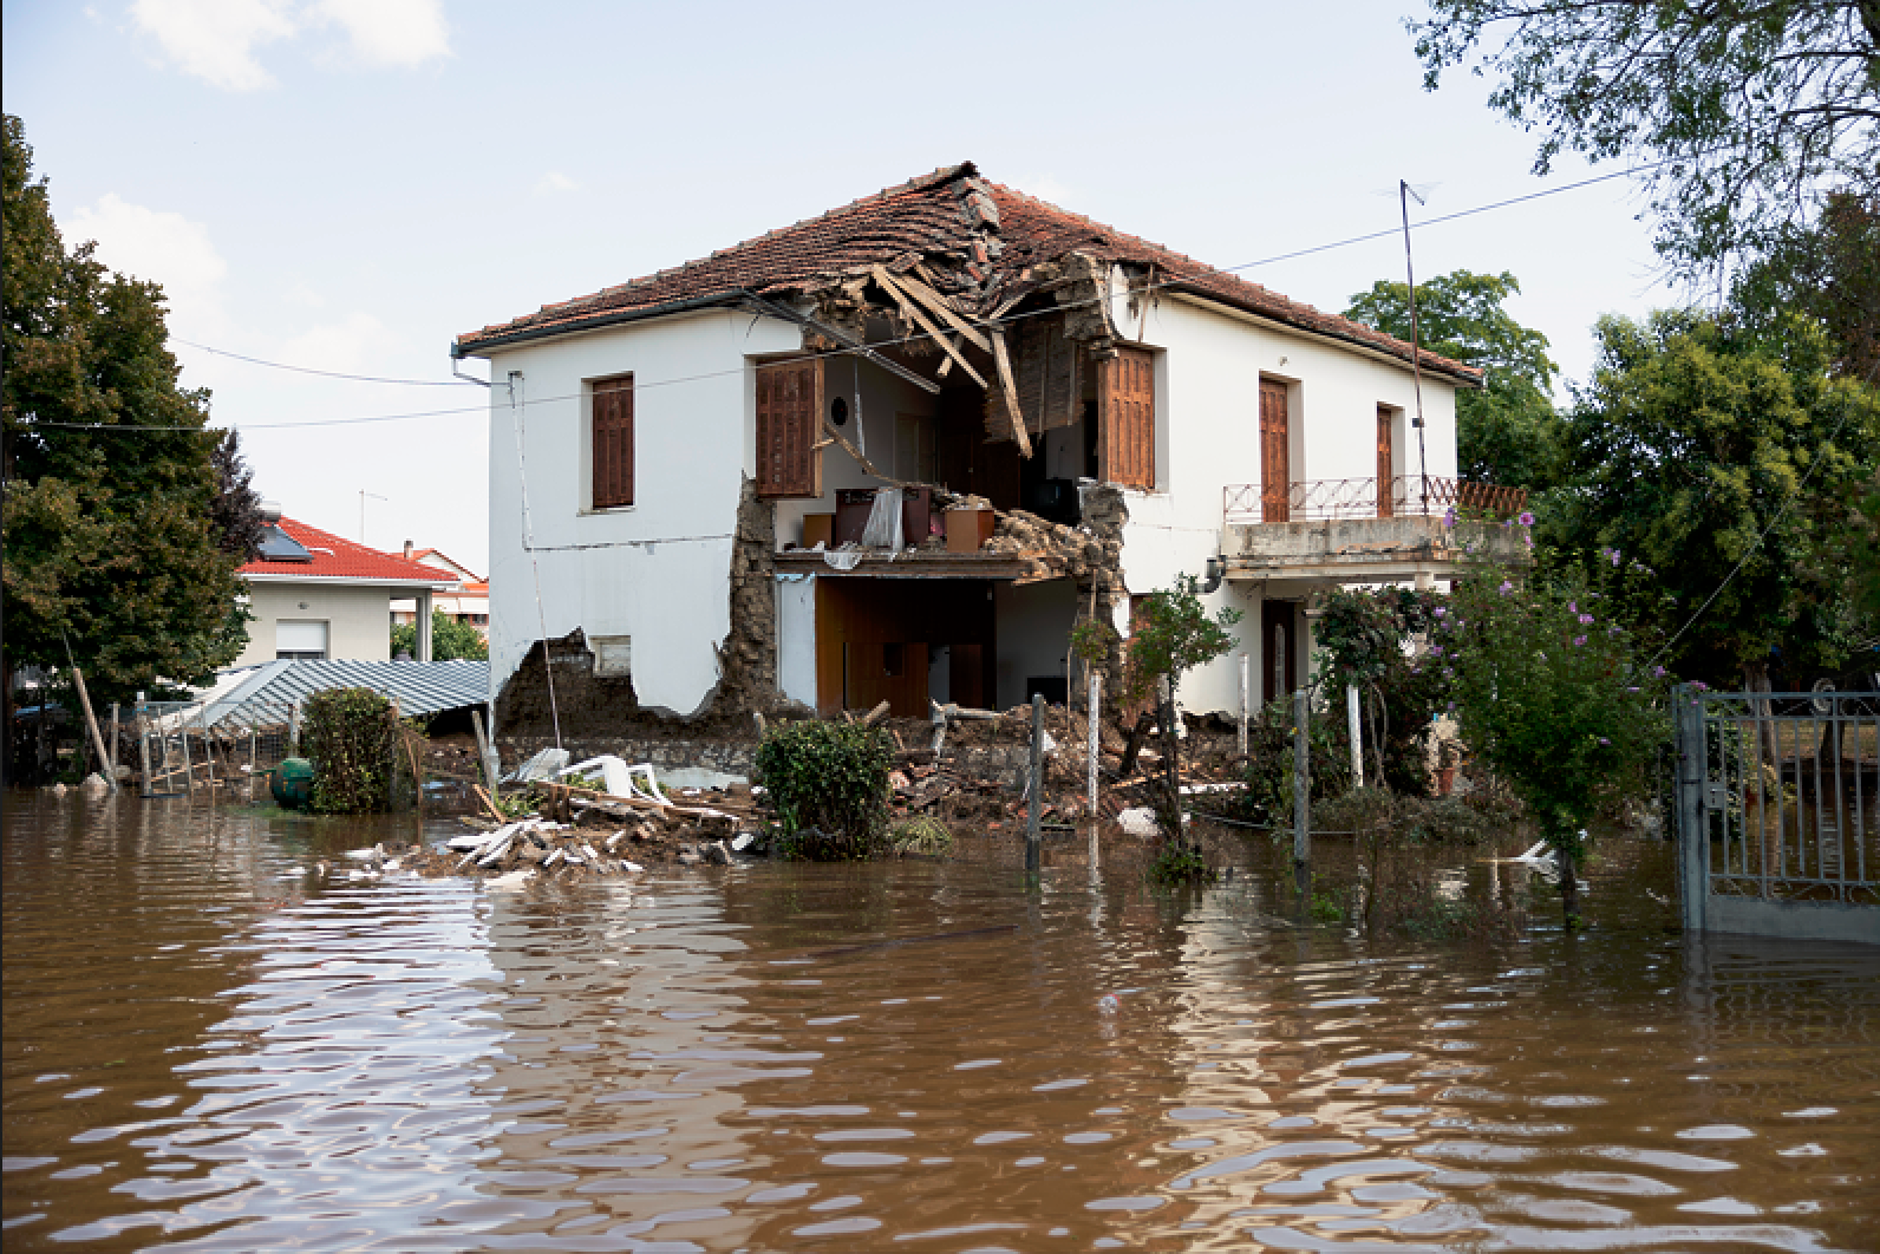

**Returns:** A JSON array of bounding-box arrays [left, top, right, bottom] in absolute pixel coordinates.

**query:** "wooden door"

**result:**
[[1376, 406, 1394, 518], [1259, 380, 1289, 522]]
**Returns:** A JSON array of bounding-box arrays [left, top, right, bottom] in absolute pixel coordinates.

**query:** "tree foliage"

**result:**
[[1311, 585, 1451, 794], [1733, 190, 1880, 381], [1548, 308, 1880, 686], [1410, 1, 1880, 279], [1120, 574, 1243, 706], [1344, 269, 1562, 487], [3, 113, 253, 708], [391, 610, 489, 661], [1445, 563, 1672, 926]]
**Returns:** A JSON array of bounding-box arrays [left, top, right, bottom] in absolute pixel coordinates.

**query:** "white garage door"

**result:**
[[276, 620, 329, 660]]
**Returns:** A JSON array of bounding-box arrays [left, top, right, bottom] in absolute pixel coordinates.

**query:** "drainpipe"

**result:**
[[1200, 555, 1225, 595]]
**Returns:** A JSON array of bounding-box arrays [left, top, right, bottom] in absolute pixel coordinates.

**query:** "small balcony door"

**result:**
[[1259, 379, 1289, 522], [1376, 406, 1395, 518]]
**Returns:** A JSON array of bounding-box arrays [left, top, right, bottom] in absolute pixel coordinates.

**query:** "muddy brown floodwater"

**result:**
[[4, 790, 1878, 1252]]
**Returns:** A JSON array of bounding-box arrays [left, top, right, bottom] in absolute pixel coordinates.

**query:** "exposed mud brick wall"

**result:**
[[495, 629, 643, 740], [715, 477, 779, 715]]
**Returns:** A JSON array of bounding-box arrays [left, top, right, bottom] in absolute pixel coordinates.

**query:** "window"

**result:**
[[1098, 346, 1155, 490], [276, 619, 328, 661], [592, 374, 634, 510], [755, 359, 822, 497]]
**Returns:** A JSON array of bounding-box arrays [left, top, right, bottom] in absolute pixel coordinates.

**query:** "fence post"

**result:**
[[109, 703, 120, 782], [136, 693, 152, 798], [1028, 693, 1043, 874], [1237, 652, 1250, 760], [288, 699, 302, 757], [1674, 685, 1708, 935], [199, 704, 215, 804], [471, 708, 501, 792], [1293, 687, 1311, 898], [181, 716, 196, 801], [1086, 665, 1100, 820], [1346, 683, 1364, 790]]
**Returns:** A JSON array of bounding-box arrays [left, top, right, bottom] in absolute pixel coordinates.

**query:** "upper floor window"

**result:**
[[592, 374, 634, 510], [1098, 346, 1155, 491]]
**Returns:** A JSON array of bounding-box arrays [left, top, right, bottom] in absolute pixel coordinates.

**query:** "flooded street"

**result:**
[[5, 791, 1877, 1252]]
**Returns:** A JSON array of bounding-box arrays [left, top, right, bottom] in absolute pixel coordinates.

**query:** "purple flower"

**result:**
[[1498, 580, 1514, 596], [1598, 737, 1610, 746], [1518, 511, 1535, 527], [1652, 665, 1667, 678], [1573, 635, 1587, 646], [1568, 601, 1578, 613], [1434, 606, 1446, 619], [1443, 507, 1457, 528], [1609, 549, 1622, 566], [1579, 613, 1594, 625], [1429, 644, 1444, 657], [1693, 681, 1709, 692]]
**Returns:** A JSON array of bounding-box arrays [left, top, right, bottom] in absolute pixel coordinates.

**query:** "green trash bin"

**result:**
[[271, 757, 314, 810]]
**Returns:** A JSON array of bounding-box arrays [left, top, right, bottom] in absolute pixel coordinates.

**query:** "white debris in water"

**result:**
[[731, 833, 755, 852], [486, 869, 535, 890], [1116, 807, 1160, 838]]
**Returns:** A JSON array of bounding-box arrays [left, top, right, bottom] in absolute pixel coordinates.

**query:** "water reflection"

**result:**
[[4, 792, 1877, 1251]]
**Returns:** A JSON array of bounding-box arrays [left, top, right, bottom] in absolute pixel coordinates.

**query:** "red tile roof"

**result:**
[[455, 162, 1479, 384], [241, 517, 460, 585]]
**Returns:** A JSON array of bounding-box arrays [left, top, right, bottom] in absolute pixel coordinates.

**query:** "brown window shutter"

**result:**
[[1260, 379, 1290, 522], [592, 375, 634, 509], [1099, 347, 1155, 490], [755, 358, 822, 498]]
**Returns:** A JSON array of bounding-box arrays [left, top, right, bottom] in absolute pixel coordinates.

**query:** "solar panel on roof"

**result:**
[[257, 525, 313, 562]]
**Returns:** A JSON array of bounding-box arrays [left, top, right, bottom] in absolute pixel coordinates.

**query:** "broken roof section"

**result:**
[[452, 162, 1481, 386]]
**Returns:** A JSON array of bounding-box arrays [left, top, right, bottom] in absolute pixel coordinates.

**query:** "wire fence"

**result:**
[[135, 699, 303, 801]]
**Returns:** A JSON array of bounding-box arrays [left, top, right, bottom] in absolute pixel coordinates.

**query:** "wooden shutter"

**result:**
[[1259, 379, 1289, 522], [1376, 405, 1394, 518], [593, 375, 634, 509], [1099, 346, 1155, 490], [755, 359, 822, 498]]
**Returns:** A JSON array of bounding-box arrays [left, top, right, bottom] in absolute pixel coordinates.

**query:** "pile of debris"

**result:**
[[403, 815, 761, 886]]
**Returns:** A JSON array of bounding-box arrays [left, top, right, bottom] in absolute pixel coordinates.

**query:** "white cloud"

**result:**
[[63, 193, 230, 335], [130, 0, 297, 92], [308, 0, 449, 68], [279, 312, 391, 374], [130, 0, 448, 90], [533, 171, 579, 196]]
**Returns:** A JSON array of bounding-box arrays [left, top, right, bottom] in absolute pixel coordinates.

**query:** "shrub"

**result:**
[[754, 719, 893, 860], [301, 687, 396, 814]]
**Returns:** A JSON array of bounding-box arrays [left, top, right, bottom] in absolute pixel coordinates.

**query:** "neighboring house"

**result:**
[[391, 546, 490, 639], [235, 510, 461, 666], [453, 162, 1522, 725]]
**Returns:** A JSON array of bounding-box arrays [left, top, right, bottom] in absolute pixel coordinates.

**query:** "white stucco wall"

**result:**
[[994, 579, 1078, 709], [776, 573, 817, 707], [235, 580, 400, 666], [475, 309, 801, 716], [1107, 291, 1461, 715]]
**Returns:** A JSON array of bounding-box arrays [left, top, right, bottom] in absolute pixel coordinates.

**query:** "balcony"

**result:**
[[1221, 477, 1531, 591]]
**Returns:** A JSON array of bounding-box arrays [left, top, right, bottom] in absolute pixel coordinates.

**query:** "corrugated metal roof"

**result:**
[[197, 659, 489, 729]]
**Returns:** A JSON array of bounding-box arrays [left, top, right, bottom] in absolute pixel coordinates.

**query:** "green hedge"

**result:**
[[302, 687, 396, 814], [754, 720, 892, 860]]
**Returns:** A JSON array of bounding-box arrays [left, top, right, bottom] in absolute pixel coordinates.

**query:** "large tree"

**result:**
[[1344, 269, 1562, 488], [1410, 1, 1880, 281], [1733, 190, 1880, 382], [1547, 307, 1880, 689], [3, 113, 257, 717]]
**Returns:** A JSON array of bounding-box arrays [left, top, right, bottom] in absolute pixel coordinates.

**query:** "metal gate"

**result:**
[[1673, 687, 1880, 944]]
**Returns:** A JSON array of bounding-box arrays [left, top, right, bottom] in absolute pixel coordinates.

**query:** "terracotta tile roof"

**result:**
[[454, 162, 1479, 384], [241, 518, 460, 585]]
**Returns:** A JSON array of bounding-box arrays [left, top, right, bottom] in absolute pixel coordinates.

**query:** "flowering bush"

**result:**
[[1442, 556, 1671, 927]]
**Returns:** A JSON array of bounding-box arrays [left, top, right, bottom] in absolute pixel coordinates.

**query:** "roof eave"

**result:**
[[1161, 284, 1483, 388], [453, 290, 759, 358]]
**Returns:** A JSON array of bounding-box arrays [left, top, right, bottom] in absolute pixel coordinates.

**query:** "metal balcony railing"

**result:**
[[1223, 476, 1529, 525]]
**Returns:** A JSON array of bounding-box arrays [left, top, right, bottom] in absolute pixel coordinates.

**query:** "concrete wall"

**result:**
[[235, 580, 398, 667], [1106, 290, 1460, 715], [476, 309, 800, 717], [994, 579, 1078, 709]]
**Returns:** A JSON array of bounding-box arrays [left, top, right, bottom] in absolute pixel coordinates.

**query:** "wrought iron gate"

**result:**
[[1673, 687, 1880, 944]]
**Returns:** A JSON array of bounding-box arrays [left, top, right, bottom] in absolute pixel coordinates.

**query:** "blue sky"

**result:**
[[3, 1, 1677, 573]]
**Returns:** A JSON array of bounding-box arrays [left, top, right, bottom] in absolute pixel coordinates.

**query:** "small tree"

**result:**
[[1445, 559, 1670, 929], [1120, 574, 1242, 872], [1311, 585, 1449, 794], [391, 610, 489, 661]]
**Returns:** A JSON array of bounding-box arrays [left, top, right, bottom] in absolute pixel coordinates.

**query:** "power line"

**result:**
[[171, 338, 480, 387], [30, 157, 1683, 435]]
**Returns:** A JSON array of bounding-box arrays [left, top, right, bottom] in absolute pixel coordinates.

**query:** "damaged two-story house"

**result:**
[[454, 162, 1525, 733]]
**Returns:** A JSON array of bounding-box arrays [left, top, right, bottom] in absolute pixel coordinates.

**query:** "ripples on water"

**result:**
[[4, 792, 1877, 1251]]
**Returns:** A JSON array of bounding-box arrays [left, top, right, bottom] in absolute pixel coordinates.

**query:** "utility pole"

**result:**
[[1400, 180, 1431, 514]]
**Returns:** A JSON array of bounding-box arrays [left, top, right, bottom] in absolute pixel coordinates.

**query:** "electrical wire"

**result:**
[[170, 338, 479, 386], [26, 157, 1682, 435]]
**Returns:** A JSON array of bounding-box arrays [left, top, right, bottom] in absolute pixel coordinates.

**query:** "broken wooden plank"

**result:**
[[886, 269, 993, 352], [871, 266, 988, 387], [821, 418, 894, 482], [860, 699, 892, 727], [989, 329, 1033, 458], [738, 293, 941, 396]]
